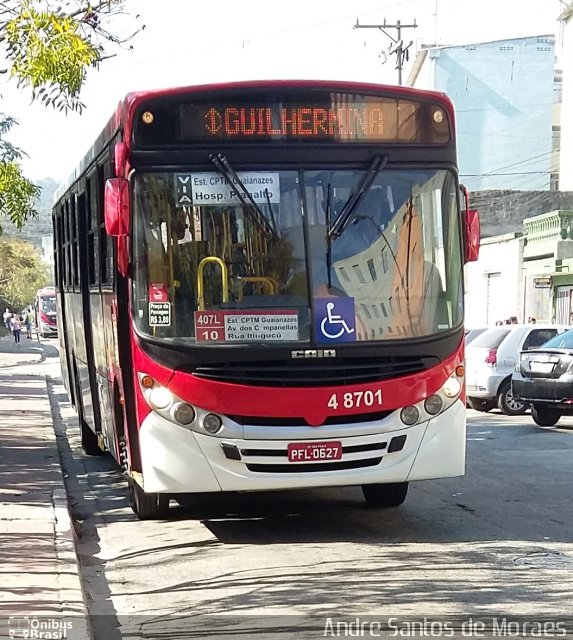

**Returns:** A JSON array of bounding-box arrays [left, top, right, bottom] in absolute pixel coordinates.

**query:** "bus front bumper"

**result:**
[[137, 399, 466, 494]]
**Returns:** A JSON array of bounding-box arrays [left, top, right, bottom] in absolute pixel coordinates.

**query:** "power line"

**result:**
[[354, 18, 418, 85]]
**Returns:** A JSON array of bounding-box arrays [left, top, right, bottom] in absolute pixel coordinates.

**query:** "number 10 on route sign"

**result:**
[[195, 310, 225, 342]]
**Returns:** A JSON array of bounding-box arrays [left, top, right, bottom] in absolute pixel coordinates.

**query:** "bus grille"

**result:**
[[192, 356, 430, 387], [245, 457, 382, 473], [228, 410, 392, 426]]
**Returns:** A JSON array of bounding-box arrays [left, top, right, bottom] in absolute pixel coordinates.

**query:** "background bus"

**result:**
[[35, 286, 57, 338], [53, 80, 480, 519]]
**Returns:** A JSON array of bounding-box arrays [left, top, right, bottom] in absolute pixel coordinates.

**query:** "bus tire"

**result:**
[[75, 372, 103, 456], [80, 420, 104, 456], [531, 405, 560, 427], [362, 482, 408, 508], [128, 478, 169, 520]]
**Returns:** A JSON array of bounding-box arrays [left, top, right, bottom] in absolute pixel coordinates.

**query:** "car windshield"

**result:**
[[536, 329, 573, 350], [470, 327, 511, 349], [132, 168, 463, 346]]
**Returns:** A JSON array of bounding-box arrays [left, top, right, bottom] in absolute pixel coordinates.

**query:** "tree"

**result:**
[[0, 0, 138, 232], [0, 237, 51, 308]]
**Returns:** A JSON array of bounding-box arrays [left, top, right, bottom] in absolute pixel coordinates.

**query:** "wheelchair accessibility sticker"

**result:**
[[314, 297, 357, 343]]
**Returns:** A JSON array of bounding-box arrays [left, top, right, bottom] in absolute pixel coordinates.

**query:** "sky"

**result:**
[[0, 0, 566, 182]]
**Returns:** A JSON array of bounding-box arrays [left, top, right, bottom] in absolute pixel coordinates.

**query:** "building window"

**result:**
[[550, 173, 560, 191], [552, 125, 561, 152]]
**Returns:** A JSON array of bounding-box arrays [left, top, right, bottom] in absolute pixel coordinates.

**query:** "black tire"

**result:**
[[531, 405, 560, 427], [128, 478, 170, 520], [76, 373, 104, 456], [80, 419, 104, 456], [467, 397, 496, 412], [497, 381, 527, 416], [362, 482, 408, 508]]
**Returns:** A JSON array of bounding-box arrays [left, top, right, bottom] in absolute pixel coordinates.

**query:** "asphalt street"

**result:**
[[43, 361, 573, 640]]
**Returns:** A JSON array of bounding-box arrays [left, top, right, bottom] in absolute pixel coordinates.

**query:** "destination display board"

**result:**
[[134, 91, 451, 146]]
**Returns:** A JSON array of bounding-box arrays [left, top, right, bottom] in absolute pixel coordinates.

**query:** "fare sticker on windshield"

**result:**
[[149, 302, 171, 326], [195, 310, 298, 342], [182, 172, 280, 206]]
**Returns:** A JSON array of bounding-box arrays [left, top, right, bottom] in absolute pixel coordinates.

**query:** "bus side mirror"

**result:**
[[464, 208, 480, 263], [104, 178, 129, 236]]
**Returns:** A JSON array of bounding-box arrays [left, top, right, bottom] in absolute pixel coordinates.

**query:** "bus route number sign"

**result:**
[[149, 302, 171, 326]]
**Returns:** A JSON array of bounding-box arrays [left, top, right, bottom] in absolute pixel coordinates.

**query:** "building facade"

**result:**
[[560, 3, 573, 190], [408, 36, 556, 192], [464, 211, 573, 327], [522, 210, 573, 324], [464, 233, 525, 327]]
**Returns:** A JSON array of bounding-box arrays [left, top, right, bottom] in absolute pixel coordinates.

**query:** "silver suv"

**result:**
[[465, 324, 568, 415]]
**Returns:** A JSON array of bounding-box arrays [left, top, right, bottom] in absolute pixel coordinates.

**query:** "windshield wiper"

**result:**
[[327, 154, 389, 239], [325, 182, 333, 289], [209, 153, 276, 238]]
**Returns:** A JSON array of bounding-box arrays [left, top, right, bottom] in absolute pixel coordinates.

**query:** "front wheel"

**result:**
[[128, 478, 170, 520], [362, 482, 408, 508], [497, 381, 527, 416], [531, 405, 560, 427]]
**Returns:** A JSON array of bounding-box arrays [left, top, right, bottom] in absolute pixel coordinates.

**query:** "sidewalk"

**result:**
[[0, 334, 91, 639]]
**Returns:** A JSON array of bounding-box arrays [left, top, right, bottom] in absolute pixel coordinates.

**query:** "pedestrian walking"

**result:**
[[10, 315, 22, 345], [2, 308, 11, 330], [24, 310, 33, 338]]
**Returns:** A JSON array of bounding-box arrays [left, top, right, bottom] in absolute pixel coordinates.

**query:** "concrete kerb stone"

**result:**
[[43, 378, 93, 640]]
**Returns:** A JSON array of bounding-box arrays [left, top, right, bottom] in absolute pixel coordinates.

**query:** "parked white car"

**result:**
[[465, 324, 569, 415]]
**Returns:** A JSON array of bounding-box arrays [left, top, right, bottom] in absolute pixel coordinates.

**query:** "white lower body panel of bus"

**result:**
[[137, 399, 466, 494]]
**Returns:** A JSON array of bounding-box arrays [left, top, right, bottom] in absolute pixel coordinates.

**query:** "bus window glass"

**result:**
[[132, 168, 462, 345], [132, 171, 310, 343], [41, 296, 57, 313]]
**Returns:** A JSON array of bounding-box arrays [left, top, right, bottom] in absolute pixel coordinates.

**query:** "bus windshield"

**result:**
[[40, 296, 57, 314], [132, 167, 463, 345]]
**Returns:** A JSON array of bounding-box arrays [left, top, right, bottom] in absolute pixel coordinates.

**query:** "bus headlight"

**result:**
[[400, 406, 420, 426], [172, 402, 196, 425], [203, 413, 223, 434], [443, 376, 462, 398], [398, 368, 463, 427], [149, 386, 173, 410], [424, 394, 443, 415], [137, 373, 231, 436]]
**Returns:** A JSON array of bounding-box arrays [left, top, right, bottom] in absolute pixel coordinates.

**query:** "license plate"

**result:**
[[530, 362, 554, 373], [287, 441, 342, 463]]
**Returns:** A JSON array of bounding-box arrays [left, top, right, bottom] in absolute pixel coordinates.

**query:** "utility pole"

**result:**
[[354, 18, 418, 85]]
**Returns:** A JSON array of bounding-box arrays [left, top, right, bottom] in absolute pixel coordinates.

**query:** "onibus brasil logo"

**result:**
[[8, 617, 73, 639]]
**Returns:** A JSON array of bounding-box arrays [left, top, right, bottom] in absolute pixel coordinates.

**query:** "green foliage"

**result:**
[[0, 114, 40, 232], [6, 3, 102, 112], [0, 237, 51, 308], [0, 1, 135, 230], [2, 0, 131, 112], [0, 161, 40, 230]]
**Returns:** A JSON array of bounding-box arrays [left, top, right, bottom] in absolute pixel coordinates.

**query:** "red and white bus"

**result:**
[[35, 286, 58, 337], [53, 80, 480, 519]]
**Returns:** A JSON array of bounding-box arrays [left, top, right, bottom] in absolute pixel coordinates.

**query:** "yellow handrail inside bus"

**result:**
[[197, 256, 229, 311], [237, 276, 279, 298]]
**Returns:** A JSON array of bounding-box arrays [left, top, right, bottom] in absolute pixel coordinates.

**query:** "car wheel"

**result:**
[[467, 397, 496, 412], [531, 405, 560, 427], [362, 482, 408, 508], [497, 381, 527, 416]]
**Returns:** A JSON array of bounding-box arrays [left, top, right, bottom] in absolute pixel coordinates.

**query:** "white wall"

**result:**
[[464, 235, 524, 327]]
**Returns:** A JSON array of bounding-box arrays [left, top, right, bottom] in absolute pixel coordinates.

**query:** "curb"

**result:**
[[44, 381, 94, 640]]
